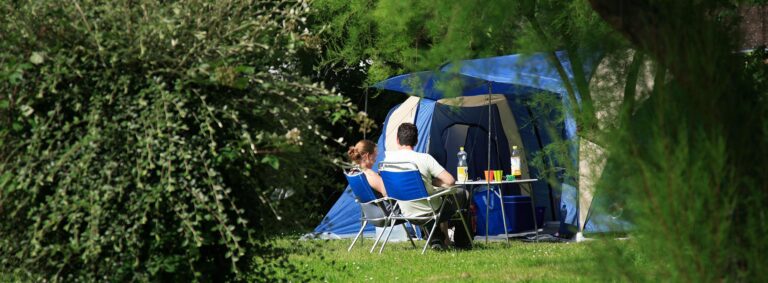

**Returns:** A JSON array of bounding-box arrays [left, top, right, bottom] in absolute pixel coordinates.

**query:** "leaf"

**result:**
[[0, 172, 12, 187], [0, 100, 8, 109], [8, 71, 23, 84], [331, 110, 346, 124], [12, 122, 23, 131], [20, 105, 34, 116], [261, 155, 280, 170], [30, 52, 44, 65], [234, 65, 255, 74], [232, 77, 249, 90]]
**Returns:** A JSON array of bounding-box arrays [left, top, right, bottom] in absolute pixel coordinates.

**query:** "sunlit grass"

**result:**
[[274, 237, 605, 282]]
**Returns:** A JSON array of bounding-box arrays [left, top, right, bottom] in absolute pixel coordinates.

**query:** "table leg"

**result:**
[[495, 186, 510, 244], [485, 185, 490, 244]]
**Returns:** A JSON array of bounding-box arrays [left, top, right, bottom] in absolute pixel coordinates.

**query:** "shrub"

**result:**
[[0, 0, 355, 281]]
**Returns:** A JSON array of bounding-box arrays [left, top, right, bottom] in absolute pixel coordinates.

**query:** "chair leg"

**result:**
[[403, 223, 416, 248], [348, 220, 368, 252], [370, 219, 387, 254], [422, 219, 439, 254], [378, 218, 398, 254]]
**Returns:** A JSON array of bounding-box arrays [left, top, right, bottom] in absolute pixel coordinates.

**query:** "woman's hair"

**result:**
[[347, 140, 376, 164]]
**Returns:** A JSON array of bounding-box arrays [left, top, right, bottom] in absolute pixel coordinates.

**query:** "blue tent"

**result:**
[[313, 186, 371, 237], [313, 51, 617, 238]]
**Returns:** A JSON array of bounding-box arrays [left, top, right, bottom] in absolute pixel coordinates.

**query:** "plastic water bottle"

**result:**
[[457, 146, 468, 182], [511, 145, 522, 178]]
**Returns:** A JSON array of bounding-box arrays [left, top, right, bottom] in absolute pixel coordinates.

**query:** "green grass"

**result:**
[[274, 238, 603, 282]]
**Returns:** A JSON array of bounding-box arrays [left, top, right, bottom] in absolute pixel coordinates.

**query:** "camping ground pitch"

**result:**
[[268, 237, 644, 282]]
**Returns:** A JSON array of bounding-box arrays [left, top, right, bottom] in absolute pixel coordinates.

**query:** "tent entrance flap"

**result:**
[[429, 102, 522, 195]]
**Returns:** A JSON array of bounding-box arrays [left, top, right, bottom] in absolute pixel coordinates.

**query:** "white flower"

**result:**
[[285, 127, 301, 144]]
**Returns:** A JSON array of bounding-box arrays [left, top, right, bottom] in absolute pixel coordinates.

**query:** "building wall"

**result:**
[[741, 5, 768, 49]]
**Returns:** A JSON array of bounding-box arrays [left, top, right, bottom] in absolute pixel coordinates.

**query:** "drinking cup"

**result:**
[[493, 170, 503, 182]]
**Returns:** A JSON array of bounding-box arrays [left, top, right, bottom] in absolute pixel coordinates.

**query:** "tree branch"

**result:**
[[587, 0, 740, 97], [565, 47, 598, 132], [525, 14, 581, 116], [619, 50, 644, 122]]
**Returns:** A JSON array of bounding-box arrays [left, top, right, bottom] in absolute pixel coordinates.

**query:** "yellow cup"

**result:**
[[493, 170, 503, 182]]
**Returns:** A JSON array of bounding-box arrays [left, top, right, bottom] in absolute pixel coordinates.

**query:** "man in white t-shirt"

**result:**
[[382, 123, 470, 250]]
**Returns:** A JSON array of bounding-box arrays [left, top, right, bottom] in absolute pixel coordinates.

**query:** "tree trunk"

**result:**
[[588, 0, 764, 178]]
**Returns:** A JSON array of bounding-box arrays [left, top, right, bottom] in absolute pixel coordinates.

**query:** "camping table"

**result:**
[[456, 179, 539, 244]]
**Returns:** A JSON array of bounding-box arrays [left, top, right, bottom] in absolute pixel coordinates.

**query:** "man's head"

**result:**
[[396, 123, 418, 148]]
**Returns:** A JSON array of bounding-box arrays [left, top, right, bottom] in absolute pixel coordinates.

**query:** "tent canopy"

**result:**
[[373, 51, 594, 100]]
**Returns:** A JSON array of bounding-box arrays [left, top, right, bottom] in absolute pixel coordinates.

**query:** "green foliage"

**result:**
[[744, 46, 768, 91], [314, 0, 624, 112], [522, 92, 579, 185], [587, 3, 768, 281], [593, 66, 768, 280], [0, 0, 357, 281], [314, 0, 531, 84]]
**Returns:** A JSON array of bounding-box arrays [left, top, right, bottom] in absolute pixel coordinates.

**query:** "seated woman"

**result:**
[[347, 139, 386, 197]]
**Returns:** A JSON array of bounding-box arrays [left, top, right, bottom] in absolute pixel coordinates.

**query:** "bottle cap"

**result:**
[[460, 146, 464, 151], [513, 145, 518, 149]]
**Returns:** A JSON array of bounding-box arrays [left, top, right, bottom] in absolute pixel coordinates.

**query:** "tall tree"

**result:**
[[586, 1, 768, 280]]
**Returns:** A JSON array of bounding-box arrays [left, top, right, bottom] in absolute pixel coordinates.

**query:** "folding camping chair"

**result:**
[[344, 168, 416, 252], [377, 161, 473, 254]]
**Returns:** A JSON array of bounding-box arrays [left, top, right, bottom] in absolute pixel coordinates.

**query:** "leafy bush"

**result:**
[[0, 0, 356, 281]]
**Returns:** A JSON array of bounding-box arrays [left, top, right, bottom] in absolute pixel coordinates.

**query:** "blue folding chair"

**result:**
[[344, 168, 416, 252], [378, 162, 472, 254]]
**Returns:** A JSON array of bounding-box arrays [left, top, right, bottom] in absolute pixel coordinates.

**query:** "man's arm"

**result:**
[[432, 170, 455, 188], [425, 154, 454, 188]]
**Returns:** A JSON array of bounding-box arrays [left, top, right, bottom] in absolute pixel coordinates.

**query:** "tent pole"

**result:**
[[487, 84, 511, 244], [485, 83, 497, 243]]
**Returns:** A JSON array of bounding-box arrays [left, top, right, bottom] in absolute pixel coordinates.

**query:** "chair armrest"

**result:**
[[428, 187, 457, 198], [361, 197, 390, 206], [394, 187, 457, 202]]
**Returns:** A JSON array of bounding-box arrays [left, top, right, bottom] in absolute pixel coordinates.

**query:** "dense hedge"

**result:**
[[0, 1, 355, 281]]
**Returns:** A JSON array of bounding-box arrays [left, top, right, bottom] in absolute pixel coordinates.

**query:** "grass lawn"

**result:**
[[275, 237, 603, 282]]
